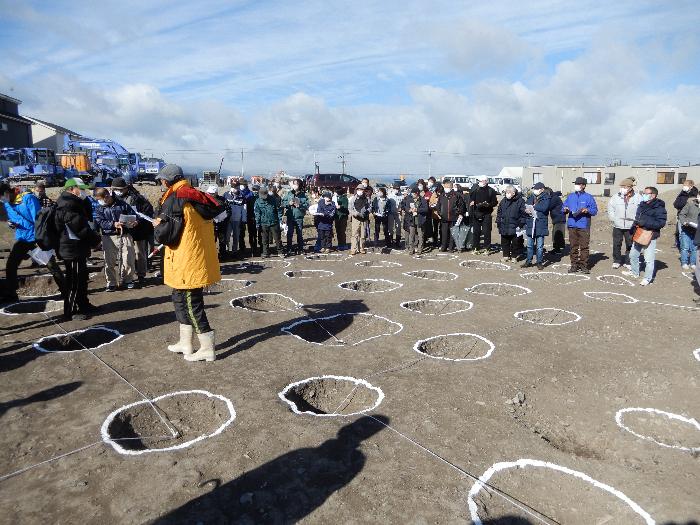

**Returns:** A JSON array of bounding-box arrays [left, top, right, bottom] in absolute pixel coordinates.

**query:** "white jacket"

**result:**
[[607, 192, 642, 230]]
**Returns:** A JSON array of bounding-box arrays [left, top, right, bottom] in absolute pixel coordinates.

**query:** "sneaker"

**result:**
[[567, 266, 578, 274], [521, 262, 533, 268], [105, 285, 116, 292], [537, 264, 545, 271], [579, 267, 590, 275], [640, 279, 651, 286], [682, 264, 691, 270], [612, 263, 621, 269], [692, 265, 697, 271], [621, 270, 639, 278], [501, 257, 512, 263], [262, 253, 270, 258], [278, 252, 285, 258], [693, 297, 700, 304], [73, 313, 88, 321], [126, 282, 135, 290], [623, 264, 631, 270]]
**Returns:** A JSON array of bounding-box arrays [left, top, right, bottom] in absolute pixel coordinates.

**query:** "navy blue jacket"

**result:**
[[400, 195, 429, 230], [496, 193, 526, 235], [94, 198, 138, 236], [525, 193, 551, 237], [316, 200, 336, 231], [633, 198, 667, 240], [548, 191, 565, 224]]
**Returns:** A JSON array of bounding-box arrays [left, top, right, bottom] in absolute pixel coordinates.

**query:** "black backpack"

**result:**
[[34, 204, 60, 251]]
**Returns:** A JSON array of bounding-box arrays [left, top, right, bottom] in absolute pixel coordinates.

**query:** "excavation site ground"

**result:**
[[0, 217, 698, 524]]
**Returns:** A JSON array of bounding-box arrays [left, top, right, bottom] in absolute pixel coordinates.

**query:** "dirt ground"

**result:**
[[0, 187, 698, 524]]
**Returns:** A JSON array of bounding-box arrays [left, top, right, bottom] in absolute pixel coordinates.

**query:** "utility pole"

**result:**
[[525, 152, 534, 168], [338, 152, 347, 175], [240, 149, 244, 178], [426, 149, 433, 178]]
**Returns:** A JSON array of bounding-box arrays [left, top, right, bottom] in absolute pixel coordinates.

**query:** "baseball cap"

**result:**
[[532, 182, 545, 190], [156, 164, 184, 183], [64, 177, 91, 190]]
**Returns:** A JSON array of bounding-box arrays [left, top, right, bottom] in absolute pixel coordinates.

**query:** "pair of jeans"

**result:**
[[612, 227, 633, 265], [318, 228, 333, 249], [226, 220, 241, 254], [630, 239, 657, 282], [679, 229, 697, 266], [374, 216, 390, 244], [527, 236, 545, 264], [286, 218, 304, 252], [172, 288, 211, 334]]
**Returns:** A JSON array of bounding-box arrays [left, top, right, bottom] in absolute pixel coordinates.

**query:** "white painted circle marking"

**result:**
[[467, 458, 655, 525], [34, 326, 123, 353], [1, 299, 63, 316], [459, 260, 511, 271], [283, 269, 335, 279], [338, 278, 404, 293], [583, 291, 639, 304], [413, 333, 495, 362], [354, 260, 403, 268], [281, 312, 403, 347], [597, 274, 635, 287], [615, 407, 700, 452], [278, 375, 384, 417], [229, 292, 303, 312], [101, 390, 236, 456], [465, 282, 532, 297], [399, 298, 474, 316], [514, 308, 581, 326], [402, 270, 459, 281]]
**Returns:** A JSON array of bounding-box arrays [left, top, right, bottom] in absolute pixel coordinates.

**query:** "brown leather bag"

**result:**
[[632, 226, 653, 246]]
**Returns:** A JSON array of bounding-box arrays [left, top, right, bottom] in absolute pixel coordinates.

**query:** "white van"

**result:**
[[489, 176, 522, 195]]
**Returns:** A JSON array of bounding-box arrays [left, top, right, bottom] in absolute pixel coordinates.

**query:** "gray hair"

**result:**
[[504, 185, 516, 194]]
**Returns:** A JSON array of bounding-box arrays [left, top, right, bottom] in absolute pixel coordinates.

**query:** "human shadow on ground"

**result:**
[[94, 294, 172, 315], [152, 415, 388, 525], [0, 381, 81, 418], [217, 298, 369, 359]]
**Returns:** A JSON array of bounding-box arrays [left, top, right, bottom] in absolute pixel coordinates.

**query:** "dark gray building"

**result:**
[[0, 93, 33, 149]]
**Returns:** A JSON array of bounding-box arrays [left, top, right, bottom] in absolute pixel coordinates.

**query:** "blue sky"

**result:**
[[1, 0, 699, 176]]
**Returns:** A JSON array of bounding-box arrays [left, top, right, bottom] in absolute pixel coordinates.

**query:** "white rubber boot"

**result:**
[[168, 324, 194, 355], [184, 331, 216, 362]]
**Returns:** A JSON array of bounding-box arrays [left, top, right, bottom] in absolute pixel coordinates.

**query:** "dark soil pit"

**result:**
[[354, 260, 402, 268], [230, 293, 302, 312], [400, 298, 473, 316], [414, 333, 494, 361], [284, 270, 334, 279], [403, 270, 458, 281], [17, 275, 60, 298], [465, 283, 532, 297], [103, 390, 235, 454], [616, 408, 700, 451], [520, 272, 590, 285], [206, 279, 253, 293], [2, 299, 62, 315], [459, 260, 510, 271], [280, 376, 383, 416], [282, 312, 402, 346], [338, 279, 403, 293], [515, 308, 581, 326], [222, 260, 290, 274], [34, 327, 122, 353]]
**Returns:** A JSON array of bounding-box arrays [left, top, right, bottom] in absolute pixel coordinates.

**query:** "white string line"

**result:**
[[0, 434, 178, 483], [362, 415, 560, 525], [36, 311, 179, 438]]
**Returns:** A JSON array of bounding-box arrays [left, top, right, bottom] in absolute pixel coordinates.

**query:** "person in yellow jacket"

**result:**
[[153, 164, 221, 362]]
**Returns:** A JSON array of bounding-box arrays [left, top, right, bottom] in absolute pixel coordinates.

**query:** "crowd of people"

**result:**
[[1, 165, 699, 364]]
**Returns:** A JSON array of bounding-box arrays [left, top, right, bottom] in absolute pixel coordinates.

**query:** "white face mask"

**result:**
[[682, 186, 691, 192], [361, 182, 368, 188], [324, 197, 332, 204], [418, 184, 424, 191], [79, 190, 88, 200], [291, 184, 299, 191], [618, 188, 628, 195], [642, 193, 652, 202], [98, 199, 107, 206], [574, 185, 583, 192], [533, 189, 542, 196], [356, 190, 364, 197], [505, 193, 514, 199], [444, 187, 452, 193], [113, 190, 125, 197], [239, 184, 246, 191], [479, 181, 487, 187]]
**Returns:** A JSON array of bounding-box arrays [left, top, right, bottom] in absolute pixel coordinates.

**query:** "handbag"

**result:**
[[632, 226, 653, 246]]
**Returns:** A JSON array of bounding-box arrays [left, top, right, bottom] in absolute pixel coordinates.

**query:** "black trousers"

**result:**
[[472, 216, 493, 249], [501, 234, 521, 258], [374, 216, 390, 244], [432, 217, 441, 246], [63, 257, 89, 318], [172, 288, 211, 334], [440, 221, 456, 251], [612, 227, 633, 264], [335, 217, 348, 247], [4, 239, 65, 297], [261, 224, 282, 255]]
